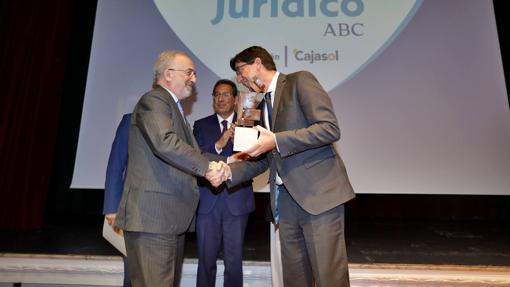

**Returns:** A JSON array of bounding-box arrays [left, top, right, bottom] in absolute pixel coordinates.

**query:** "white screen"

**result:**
[[72, 0, 510, 195]]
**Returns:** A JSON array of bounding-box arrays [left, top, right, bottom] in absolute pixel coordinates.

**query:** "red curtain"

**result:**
[[0, 1, 73, 230]]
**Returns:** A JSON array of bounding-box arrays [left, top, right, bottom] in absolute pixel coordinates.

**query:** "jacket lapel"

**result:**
[[157, 85, 197, 148], [182, 116, 197, 148]]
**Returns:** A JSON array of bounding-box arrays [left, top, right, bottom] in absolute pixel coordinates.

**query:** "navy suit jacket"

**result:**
[[193, 114, 255, 216], [103, 113, 131, 214]]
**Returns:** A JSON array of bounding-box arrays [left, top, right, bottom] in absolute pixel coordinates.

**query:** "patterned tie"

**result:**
[[221, 119, 228, 134], [264, 92, 272, 130], [176, 100, 189, 125], [176, 100, 184, 115]]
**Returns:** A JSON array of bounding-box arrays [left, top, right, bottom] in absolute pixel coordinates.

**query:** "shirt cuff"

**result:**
[[274, 132, 280, 153]]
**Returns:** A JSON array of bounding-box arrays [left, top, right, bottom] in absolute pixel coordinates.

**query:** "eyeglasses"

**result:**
[[234, 60, 254, 75], [167, 68, 196, 77], [212, 92, 233, 97]]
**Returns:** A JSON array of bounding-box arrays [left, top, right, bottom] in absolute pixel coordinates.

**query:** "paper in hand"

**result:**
[[102, 218, 127, 256]]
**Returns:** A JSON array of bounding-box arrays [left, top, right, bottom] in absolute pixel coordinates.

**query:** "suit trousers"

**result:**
[[124, 231, 185, 287], [278, 185, 350, 287], [196, 193, 249, 287], [122, 256, 132, 287]]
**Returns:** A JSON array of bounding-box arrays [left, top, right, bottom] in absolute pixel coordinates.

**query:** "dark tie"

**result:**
[[221, 119, 228, 134], [264, 91, 279, 222], [264, 92, 272, 130], [221, 119, 233, 154]]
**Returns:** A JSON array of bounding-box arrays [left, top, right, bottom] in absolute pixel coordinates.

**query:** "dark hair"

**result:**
[[229, 46, 276, 72], [213, 79, 238, 97]]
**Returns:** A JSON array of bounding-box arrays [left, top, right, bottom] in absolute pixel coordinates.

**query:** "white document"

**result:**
[[233, 126, 259, 152], [102, 218, 127, 256]]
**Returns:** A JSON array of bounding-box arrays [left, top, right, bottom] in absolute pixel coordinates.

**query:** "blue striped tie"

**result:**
[[176, 100, 189, 126]]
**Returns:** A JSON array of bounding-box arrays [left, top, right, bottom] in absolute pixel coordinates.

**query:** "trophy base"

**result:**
[[236, 118, 255, 126]]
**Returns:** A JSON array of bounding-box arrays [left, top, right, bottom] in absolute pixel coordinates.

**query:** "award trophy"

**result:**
[[233, 91, 264, 151]]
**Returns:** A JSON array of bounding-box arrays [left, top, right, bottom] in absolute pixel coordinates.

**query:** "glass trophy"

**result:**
[[233, 91, 264, 151]]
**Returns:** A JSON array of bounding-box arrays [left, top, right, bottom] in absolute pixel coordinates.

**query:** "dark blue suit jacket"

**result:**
[[193, 114, 255, 215], [103, 113, 131, 214]]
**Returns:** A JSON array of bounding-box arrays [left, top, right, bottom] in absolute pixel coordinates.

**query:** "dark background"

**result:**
[[0, 0, 508, 233]]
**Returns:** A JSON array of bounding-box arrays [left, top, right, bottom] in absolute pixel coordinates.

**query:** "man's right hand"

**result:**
[[215, 124, 236, 150], [206, 161, 232, 187]]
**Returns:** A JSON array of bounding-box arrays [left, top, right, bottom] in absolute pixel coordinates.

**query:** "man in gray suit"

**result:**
[[115, 50, 229, 287], [227, 46, 356, 287]]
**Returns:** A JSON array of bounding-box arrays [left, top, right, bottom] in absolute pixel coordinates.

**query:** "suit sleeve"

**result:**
[[136, 94, 210, 177], [228, 156, 268, 187], [275, 71, 340, 158], [193, 120, 218, 154], [103, 114, 130, 214]]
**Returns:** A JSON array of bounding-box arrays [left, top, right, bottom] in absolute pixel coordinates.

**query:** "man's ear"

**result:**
[[163, 69, 173, 82], [254, 57, 263, 70]]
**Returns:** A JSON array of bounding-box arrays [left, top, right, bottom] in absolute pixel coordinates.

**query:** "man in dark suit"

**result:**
[[114, 51, 229, 287], [103, 113, 132, 287], [227, 46, 356, 287], [193, 79, 255, 287]]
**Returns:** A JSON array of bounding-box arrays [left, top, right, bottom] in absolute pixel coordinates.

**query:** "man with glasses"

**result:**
[[226, 46, 355, 287], [114, 51, 230, 287], [192, 79, 255, 287]]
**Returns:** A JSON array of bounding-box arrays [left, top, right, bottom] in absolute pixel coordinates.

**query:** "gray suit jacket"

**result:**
[[229, 71, 355, 215], [115, 86, 223, 234]]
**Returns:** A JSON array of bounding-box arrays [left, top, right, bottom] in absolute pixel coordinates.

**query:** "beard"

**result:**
[[181, 80, 196, 99]]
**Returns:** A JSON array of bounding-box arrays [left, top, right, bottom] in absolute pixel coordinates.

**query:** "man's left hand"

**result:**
[[243, 125, 276, 157]]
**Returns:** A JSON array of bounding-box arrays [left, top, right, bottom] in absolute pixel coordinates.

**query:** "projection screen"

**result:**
[[71, 0, 510, 195]]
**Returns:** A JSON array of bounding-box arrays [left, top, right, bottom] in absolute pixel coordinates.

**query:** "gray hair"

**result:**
[[152, 50, 188, 89]]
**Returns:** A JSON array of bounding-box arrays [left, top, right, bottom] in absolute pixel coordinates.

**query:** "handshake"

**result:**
[[205, 161, 232, 187]]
